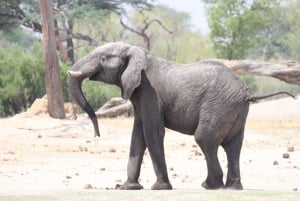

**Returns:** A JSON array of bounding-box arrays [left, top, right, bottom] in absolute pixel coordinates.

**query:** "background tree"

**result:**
[[0, 0, 153, 64], [120, 16, 173, 51], [203, 0, 280, 60], [234, 0, 300, 61], [39, 0, 65, 119]]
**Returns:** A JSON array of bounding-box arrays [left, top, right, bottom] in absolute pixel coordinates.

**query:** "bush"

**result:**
[[0, 43, 45, 116], [82, 81, 121, 111]]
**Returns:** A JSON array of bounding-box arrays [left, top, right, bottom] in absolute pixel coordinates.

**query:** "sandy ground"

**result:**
[[0, 97, 300, 195]]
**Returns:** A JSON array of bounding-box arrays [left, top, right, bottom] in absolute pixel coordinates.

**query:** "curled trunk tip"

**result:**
[[67, 73, 100, 138]]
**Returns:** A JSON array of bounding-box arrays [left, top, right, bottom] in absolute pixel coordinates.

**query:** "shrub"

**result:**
[[82, 81, 121, 111], [0, 43, 45, 116]]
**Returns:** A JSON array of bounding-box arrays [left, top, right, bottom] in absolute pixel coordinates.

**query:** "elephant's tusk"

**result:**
[[68, 70, 83, 78]]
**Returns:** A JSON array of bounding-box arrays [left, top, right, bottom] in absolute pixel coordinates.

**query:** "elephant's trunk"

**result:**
[[67, 71, 100, 137]]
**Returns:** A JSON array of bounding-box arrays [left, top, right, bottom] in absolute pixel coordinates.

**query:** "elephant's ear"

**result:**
[[121, 46, 148, 99]]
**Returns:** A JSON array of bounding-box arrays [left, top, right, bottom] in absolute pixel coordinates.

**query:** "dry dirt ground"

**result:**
[[0, 97, 300, 196]]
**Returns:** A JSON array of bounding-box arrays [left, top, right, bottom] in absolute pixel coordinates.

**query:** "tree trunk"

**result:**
[[96, 97, 133, 118], [39, 0, 65, 119], [206, 59, 300, 85]]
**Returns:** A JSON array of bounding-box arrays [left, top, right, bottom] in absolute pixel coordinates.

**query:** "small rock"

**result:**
[[293, 188, 298, 191], [287, 146, 295, 152], [115, 184, 122, 189], [273, 161, 279, 165], [37, 135, 42, 138], [283, 153, 290, 159], [100, 167, 106, 171], [66, 175, 72, 179], [180, 143, 186, 147], [86, 140, 91, 143], [79, 146, 88, 152], [7, 151, 15, 155], [192, 144, 198, 148], [194, 150, 202, 156], [109, 147, 116, 153], [83, 184, 93, 189], [169, 167, 174, 171]]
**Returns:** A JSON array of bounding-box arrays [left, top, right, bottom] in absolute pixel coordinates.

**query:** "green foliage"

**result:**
[[203, 0, 279, 60], [82, 81, 120, 111], [0, 0, 21, 30], [0, 39, 45, 116], [60, 61, 72, 101], [283, 1, 300, 61], [247, 5, 291, 60]]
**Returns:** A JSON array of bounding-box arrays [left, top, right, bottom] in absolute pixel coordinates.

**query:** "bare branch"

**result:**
[[71, 32, 99, 46], [120, 18, 144, 36], [145, 19, 173, 34], [120, 17, 173, 51]]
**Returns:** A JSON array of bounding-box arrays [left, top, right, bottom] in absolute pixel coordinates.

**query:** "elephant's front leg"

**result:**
[[119, 117, 146, 190], [143, 121, 172, 190]]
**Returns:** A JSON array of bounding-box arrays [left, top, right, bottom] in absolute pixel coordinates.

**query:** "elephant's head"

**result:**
[[67, 42, 148, 137]]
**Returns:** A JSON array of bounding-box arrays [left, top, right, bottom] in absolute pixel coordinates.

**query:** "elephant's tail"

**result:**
[[246, 91, 296, 102]]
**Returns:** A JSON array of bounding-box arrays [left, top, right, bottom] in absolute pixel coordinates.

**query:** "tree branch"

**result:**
[[144, 18, 173, 34], [120, 18, 144, 36], [206, 59, 300, 84], [120, 17, 173, 51], [71, 32, 99, 46]]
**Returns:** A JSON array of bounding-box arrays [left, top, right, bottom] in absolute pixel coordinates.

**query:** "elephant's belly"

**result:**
[[164, 111, 198, 135]]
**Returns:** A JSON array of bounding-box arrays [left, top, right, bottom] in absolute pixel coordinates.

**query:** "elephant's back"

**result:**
[[165, 60, 248, 97]]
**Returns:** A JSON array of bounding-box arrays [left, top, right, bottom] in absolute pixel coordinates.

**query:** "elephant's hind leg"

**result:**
[[222, 125, 245, 190], [194, 126, 224, 189]]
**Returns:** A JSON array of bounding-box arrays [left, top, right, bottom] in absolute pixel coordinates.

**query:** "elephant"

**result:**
[[67, 42, 295, 190]]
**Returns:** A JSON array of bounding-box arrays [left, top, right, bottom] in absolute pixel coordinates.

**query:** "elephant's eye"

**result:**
[[100, 55, 106, 63]]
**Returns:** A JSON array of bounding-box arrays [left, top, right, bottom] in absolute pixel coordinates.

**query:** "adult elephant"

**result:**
[[68, 42, 294, 190]]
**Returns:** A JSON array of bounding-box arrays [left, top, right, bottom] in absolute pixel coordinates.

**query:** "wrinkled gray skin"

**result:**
[[68, 42, 295, 190]]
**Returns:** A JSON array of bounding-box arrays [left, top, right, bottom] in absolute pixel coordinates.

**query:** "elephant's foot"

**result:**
[[225, 180, 243, 190], [201, 180, 224, 190], [118, 181, 144, 190], [151, 181, 172, 190]]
